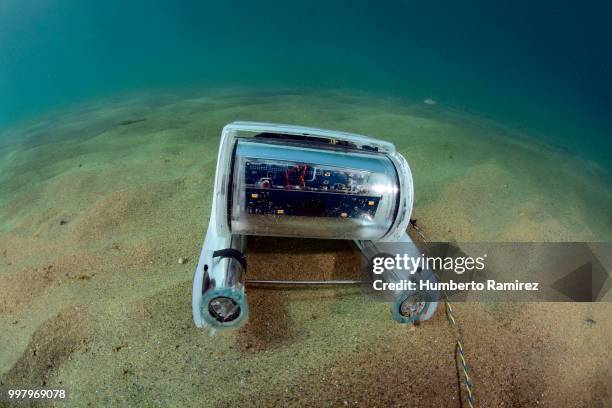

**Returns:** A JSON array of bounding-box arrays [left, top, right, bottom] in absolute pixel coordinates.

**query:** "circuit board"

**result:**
[[244, 159, 381, 218]]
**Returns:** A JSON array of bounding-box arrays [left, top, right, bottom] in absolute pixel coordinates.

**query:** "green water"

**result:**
[[1, 0, 611, 170]]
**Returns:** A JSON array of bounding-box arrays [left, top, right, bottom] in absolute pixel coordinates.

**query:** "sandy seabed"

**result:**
[[0, 88, 611, 407]]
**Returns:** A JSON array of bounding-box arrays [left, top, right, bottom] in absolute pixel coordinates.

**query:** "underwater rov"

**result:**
[[192, 122, 439, 329]]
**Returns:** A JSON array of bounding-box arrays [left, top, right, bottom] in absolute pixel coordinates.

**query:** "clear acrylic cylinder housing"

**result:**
[[230, 139, 400, 240]]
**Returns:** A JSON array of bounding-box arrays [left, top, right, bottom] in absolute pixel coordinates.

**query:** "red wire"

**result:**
[[285, 165, 307, 188], [300, 165, 308, 187]]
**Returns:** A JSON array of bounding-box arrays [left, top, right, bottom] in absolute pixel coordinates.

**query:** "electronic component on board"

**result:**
[[230, 139, 400, 239]]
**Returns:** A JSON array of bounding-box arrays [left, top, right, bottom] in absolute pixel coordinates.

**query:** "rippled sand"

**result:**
[[0, 89, 610, 407]]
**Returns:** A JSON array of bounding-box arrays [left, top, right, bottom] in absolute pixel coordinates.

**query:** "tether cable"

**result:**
[[410, 221, 475, 408]]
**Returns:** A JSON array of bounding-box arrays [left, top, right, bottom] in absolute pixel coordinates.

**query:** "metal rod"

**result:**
[[246, 279, 369, 286]]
